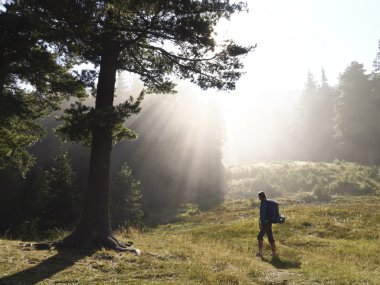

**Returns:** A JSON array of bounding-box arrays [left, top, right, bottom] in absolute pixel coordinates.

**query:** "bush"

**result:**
[[226, 161, 380, 199], [32, 149, 78, 230], [328, 179, 374, 196], [111, 163, 144, 229], [295, 192, 316, 203], [226, 177, 282, 200], [177, 203, 201, 219], [313, 185, 332, 202], [17, 218, 40, 240]]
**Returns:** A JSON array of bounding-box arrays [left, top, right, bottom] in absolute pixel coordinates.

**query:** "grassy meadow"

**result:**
[[1, 161, 379, 284]]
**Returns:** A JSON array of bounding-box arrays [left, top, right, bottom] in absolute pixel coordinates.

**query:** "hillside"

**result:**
[[1, 194, 379, 284], [225, 161, 380, 200]]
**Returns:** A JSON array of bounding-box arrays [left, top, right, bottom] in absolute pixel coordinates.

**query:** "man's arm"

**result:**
[[260, 202, 268, 226]]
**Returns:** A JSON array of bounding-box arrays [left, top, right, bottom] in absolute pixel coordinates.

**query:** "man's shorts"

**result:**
[[257, 224, 275, 243]]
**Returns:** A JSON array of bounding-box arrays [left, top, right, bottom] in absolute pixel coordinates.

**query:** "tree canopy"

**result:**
[[7, 0, 252, 251], [0, 2, 86, 175]]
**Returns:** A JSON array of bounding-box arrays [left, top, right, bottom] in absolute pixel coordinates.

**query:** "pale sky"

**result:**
[[221, 0, 380, 93], [217, 0, 380, 163]]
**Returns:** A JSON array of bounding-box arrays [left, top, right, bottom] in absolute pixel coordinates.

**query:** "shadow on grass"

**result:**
[[0, 248, 95, 285], [262, 256, 301, 269]]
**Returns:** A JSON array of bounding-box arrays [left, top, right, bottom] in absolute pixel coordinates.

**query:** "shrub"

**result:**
[[33, 149, 78, 230], [312, 185, 332, 202], [328, 179, 374, 196], [226, 161, 379, 199], [177, 203, 201, 218], [111, 163, 144, 229], [295, 192, 316, 203]]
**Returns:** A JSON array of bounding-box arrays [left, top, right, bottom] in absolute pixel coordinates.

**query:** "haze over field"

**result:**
[[214, 0, 380, 163], [109, 0, 380, 166]]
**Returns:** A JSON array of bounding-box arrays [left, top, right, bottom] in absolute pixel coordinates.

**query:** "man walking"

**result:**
[[256, 191, 277, 258]]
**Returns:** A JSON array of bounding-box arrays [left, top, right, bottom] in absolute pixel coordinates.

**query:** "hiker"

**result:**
[[256, 191, 277, 258]]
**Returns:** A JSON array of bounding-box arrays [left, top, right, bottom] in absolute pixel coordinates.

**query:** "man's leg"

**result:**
[[257, 239, 263, 257], [256, 227, 265, 257], [267, 224, 277, 257], [270, 241, 276, 255]]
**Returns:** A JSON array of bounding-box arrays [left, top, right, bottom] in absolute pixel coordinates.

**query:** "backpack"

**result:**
[[266, 200, 285, 224]]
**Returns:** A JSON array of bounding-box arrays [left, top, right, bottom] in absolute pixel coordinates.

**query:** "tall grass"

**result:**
[[1, 162, 379, 284], [0, 196, 379, 284], [225, 161, 380, 200]]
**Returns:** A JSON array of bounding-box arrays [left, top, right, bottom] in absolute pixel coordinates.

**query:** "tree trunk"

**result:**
[[0, 55, 9, 96], [58, 43, 137, 253], [79, 43, 118, 241]]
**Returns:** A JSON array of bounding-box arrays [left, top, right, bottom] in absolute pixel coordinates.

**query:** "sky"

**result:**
[[216, 0, 380, 163], [221, 0, 380, 93]]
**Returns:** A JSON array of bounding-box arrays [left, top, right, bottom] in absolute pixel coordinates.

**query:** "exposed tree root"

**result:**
[[19, 242, 52, 250], [98, 235, 141, 255], [20, 235, 140, 255]]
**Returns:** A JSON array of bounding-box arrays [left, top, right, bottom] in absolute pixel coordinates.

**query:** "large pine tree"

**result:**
[[17, 0, 252, 250]]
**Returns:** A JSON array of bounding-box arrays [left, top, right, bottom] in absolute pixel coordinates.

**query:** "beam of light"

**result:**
[[113, 74, 225, 209]]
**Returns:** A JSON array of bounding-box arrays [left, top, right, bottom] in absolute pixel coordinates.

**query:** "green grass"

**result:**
[[1, 195, 379, 284], [226, 161, 380, 199]]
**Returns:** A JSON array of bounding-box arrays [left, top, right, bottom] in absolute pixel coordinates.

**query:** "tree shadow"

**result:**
[[0, 247, 95, 285], [262, 256, 301, 269]]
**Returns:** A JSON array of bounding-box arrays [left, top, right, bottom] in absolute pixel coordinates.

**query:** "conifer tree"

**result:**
[[335, 62, 379, 163], [0, 2, 86, 175], [18, 0, 252, 250], [373, 39, 380, 73], [33, 149, 77, 230], [296, 72, 318, 160], [296, 70, 336, 161], [111, 163, 143, 229], [316, 69, 337, 161]]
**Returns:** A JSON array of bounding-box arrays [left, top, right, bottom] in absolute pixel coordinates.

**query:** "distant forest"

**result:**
[[292, 55, 380, 164], [1, 35, 380, 238], [230, 42, 380, 164]]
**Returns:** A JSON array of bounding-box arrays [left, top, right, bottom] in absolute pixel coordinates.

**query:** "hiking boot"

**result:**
[[270, 253, 279, 259]]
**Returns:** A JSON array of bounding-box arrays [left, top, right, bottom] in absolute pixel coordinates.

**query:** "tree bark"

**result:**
[[58, 43, 138, 252], [79, 43, 118, 240], [0, 55, 9, 96]]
